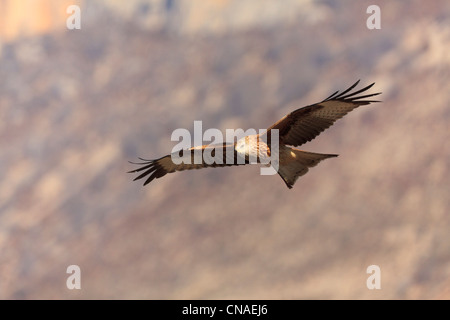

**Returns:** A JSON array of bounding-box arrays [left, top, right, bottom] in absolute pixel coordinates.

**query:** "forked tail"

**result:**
[[278, 149, 338, 189]]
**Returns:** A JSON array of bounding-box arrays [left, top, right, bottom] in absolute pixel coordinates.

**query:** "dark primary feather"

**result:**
[[128, 156, 169, 186], [322, 80, 380, 103], [266, 80, 381, 147]]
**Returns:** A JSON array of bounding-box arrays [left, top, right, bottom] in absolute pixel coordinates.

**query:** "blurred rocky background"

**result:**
[[0, 0, 449, 299]]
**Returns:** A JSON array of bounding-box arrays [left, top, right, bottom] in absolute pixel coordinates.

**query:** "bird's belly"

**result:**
[[249, 143, 272, 164]]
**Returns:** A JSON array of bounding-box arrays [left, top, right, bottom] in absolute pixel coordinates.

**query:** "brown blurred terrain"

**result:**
[[0, 0, 449, 299]]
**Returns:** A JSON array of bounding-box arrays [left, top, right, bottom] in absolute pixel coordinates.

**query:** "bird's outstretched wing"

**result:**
[[266, 80, 381, 147], [128, 143, 247, 186]]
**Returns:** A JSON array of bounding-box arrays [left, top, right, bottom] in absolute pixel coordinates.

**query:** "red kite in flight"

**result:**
[[129, 80, 380, 188]]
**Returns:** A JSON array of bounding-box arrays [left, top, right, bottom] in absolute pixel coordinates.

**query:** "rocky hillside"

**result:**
[[0, 0, 449, 299]]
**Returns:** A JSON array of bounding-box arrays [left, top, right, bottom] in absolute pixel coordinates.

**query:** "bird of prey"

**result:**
[[129, 80, 381, 189]]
